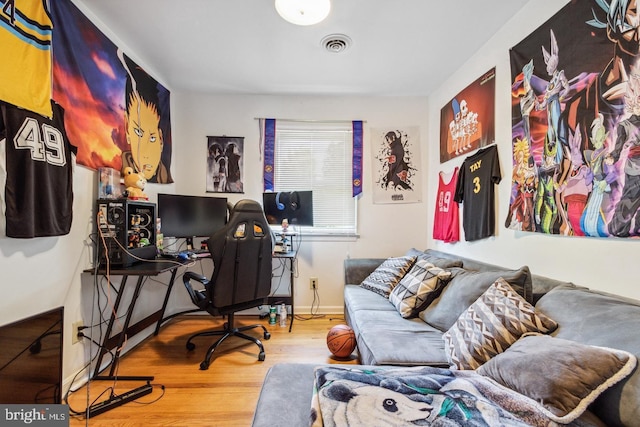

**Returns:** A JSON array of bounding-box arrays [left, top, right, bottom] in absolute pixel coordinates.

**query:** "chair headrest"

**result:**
[[230, 199, 264, 216]]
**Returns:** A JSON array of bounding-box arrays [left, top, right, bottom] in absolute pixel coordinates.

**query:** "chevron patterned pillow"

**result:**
[[359, 256, 416, 298], [442, 277, 558, 370], [389, 259, 452, 318]]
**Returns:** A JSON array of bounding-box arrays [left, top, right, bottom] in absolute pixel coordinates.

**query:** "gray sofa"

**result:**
[[253, 249, 640, 426]]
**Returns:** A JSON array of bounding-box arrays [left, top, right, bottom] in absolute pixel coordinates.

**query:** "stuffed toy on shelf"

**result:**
[[123, 166, 148, 200]]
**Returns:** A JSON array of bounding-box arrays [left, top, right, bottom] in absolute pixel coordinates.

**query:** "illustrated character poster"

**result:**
[[51, 0, 173, 183], [439, 68, 496, 163], [371, 127, 421, 204], [207, 136, 244, 193], [507, 0, 640, 238]]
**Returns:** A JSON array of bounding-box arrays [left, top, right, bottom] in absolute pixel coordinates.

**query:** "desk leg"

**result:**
[[93, 275, 128, 378], [288, 257, 294, 333], [154, 267, 179, 335]]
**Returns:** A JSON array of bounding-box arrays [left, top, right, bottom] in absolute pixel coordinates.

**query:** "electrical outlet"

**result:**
[[72, 321, 84, 345], [310, 277, 318, 290]]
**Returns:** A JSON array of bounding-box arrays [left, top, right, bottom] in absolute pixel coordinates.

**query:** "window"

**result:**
[[272, 120, 357, 236]]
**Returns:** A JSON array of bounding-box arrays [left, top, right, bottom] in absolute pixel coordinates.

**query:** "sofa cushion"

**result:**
[[477, 334, 637, 424], [419, 265, 532, 331], [536, 285, 640, 426], [359, 255, 415, 298], [405, 247, 463, 269], [442, 278, 558, 370], [389, 260, 452, 318]]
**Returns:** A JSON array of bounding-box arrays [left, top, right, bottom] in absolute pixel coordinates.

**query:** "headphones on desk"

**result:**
[[275, 191, 300, 211]]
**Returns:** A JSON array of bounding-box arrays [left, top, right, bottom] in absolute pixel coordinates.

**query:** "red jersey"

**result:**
[[433, 167, 460, 243]]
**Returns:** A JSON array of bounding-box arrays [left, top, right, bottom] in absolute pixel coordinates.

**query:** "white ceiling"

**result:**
[[76, 0, 531, 97]]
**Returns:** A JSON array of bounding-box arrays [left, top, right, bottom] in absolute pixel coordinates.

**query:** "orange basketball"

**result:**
[[326, 324, 356, 359]]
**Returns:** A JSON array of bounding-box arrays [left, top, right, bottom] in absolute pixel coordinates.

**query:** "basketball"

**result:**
[[326, 324, 356, 359]]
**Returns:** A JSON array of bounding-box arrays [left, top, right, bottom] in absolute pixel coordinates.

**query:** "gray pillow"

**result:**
[[359, 256, 416, 298], [404, 248, 463, 269], [419, 266, 532, 331], [442, 278, 557, 370], [477, 334, 637, 424]]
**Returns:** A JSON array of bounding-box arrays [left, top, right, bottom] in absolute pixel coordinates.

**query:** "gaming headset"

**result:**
[[275, 191, 299, 210]]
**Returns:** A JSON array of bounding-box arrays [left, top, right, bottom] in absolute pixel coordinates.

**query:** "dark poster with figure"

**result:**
[[439, 68, 496, 163], [207, 136, 244, 193], [507, 0, 640, 238], [51, 0, 173, 183]]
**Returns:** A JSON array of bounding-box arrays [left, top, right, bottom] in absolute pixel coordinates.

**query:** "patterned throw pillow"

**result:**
[[389, 259, 452, 318], [442, 277, 558, 370], [359, 256, 416, 298]]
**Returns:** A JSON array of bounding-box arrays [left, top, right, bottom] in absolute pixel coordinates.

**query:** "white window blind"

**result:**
[[274, 120, 357, 235]]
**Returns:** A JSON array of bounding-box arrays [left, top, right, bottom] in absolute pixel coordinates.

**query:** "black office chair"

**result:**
[[182, 199, 273, 370]]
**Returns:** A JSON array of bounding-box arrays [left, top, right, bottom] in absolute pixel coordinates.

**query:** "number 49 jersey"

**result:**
[[0, 101, 77, 237]]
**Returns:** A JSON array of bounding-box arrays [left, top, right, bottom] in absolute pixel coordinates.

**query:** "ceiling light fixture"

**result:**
[[275, 0, 331, 26]]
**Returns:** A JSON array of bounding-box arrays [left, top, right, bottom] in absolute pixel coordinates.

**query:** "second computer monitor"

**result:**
[[263, 191, 313, 226]]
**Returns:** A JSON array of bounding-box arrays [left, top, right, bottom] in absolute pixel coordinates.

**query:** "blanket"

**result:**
[[310, 366, 559, 427]]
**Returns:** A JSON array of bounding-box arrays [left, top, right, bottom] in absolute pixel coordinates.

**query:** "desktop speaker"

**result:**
[[96, 199, 157, 267]]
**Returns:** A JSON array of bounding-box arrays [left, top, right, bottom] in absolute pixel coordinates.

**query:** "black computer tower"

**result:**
[[96, 199, 157, 267]]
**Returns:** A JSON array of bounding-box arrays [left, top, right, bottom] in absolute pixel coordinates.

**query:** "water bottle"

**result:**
[[269, 306, 277, 325], [279, 303, 287, 327]]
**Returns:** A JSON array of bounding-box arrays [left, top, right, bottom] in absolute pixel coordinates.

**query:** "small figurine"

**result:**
[[123, 166, 148, 200]]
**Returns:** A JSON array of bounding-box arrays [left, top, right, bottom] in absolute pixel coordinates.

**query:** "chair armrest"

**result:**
[[182, 271, 210, 309]]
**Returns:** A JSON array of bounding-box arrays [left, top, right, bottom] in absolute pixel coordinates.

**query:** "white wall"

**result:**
[[171, 92, 431, 313], [4, 0, 638, 397], [426, 0, 640, 301]]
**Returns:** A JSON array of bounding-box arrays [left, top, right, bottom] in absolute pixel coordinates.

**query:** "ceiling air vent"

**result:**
[[321, 34, 352, 53]]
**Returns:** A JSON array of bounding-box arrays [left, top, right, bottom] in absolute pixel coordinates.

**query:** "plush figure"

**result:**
[[123, 166, 148, 200]]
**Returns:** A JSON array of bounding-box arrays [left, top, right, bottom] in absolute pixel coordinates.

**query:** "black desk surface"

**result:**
[[86, 258, 189, 276]]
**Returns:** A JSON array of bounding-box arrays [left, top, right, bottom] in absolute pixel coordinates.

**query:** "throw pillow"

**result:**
[[404, 248, 464, 269], [442, 278, 558, 370], [477, 334, 637, 424], [419, 266, 532, 332], [389, 259, 452, 318], [359, 256, 416, 298]]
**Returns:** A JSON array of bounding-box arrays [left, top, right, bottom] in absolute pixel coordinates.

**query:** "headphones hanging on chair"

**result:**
[[289, 191, 299, 210]]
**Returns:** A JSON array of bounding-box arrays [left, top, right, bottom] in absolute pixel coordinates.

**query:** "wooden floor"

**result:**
[[67, 314, 357, 427]]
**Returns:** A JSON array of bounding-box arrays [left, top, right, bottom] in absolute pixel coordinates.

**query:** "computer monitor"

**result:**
[[263, 191, 313, 226], [158, 194, 228, 248]]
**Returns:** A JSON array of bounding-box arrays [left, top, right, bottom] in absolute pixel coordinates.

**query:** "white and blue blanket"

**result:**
[[310, 366, 558, 427]]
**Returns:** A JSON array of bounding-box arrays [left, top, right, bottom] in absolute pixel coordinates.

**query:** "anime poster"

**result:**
[[207, 136, 244, 193], [439, 68, 496, 163], [50, 0, 173, 183], [371, 127, 422, 204], [507, 0, 640, 238]]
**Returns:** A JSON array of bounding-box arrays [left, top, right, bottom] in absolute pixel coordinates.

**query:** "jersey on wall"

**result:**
[[0, 101, 77, 238], [0, 0, 53, 118], [433, 167, 460, 243], [454, 145, 501, 241]]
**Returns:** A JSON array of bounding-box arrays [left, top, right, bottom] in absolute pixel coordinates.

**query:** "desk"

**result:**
[[86, 259, 188, 380], [271, 251, 296, 332]]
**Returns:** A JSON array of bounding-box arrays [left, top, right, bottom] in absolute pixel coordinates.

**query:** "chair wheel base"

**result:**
[[264, 332, 271, 340], [200, 361, 210, 370], [258, 351, 265, 361], [186, 342, 196, 351]]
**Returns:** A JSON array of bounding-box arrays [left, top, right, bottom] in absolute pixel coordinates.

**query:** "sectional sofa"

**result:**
[[252, 249, 640, 426]]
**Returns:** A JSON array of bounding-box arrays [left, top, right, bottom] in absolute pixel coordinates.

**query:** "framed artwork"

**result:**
[[506, 1, 640, 238], [206, 136, 244, 193], [371, 127, 422, 204], [439, 68, 496, 163]]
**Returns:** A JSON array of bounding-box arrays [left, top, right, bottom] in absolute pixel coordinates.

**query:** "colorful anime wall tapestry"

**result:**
[[507, 0, 640, 238], [51, 0, 173, 183]]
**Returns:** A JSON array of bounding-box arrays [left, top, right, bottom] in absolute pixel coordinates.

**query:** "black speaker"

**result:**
[[96, 199, 157, 267]]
